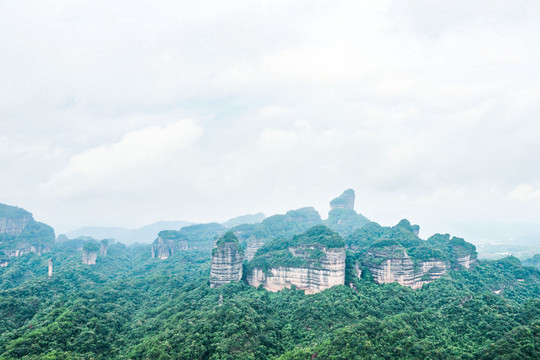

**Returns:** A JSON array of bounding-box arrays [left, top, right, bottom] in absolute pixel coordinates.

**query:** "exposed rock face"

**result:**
[[48, 258, 53, 278], [330, 189, 355, 210], [367, 248, 416, 287], [412, 260, 447, 289], [0, 204, 55, 257], [100, 240, 109, 256], [457, 254, 475, 268], [245, 235, 267, 261], [5, 245, 50, 257], [365, 247, 448, 289], [0, 215, 31, 235], [247, 245, 346, 294], [151, 231, 189, 259], [82, 250, 98, 265], [210, 232, 244, 287]]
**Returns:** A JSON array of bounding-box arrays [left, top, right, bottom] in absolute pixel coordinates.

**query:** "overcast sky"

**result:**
[[1, 1, 539, 241]]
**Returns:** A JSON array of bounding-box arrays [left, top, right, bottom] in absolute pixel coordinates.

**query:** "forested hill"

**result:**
[[0, 195, 539, 359], [0, 239, 538, 359]]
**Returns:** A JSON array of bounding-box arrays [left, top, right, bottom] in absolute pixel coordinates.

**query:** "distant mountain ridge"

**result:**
[[64, 220, 194, 244]]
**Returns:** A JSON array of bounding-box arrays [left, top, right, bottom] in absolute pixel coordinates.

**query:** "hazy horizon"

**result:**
[[1, 1, 539, 246]]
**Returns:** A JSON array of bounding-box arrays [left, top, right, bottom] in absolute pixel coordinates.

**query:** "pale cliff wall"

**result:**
[[365, 248, 448, 289], [247, 246, 346, 294], [210, 242, 243, 287], [245, 236, 267, 261], [151, 237, 188, 259], [82, 250, 98, 265], [0, 215, 31, 235]]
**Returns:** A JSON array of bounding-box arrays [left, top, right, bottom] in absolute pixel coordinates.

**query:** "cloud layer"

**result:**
[[1, 1, 539, 240]]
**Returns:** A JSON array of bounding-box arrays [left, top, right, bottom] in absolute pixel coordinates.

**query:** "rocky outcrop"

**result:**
[[247, 245, 346, 294], [82, 242, 99, 265], [330, 189, 355, 210], [412, 260, 447, 289], [82, 250, 98, 265], [48, 258, 53, 278], [100, 239, 109, 256], [210, 232, 244, 287], [326, 190, 369, 236], [247, 226, 346, 294], [151, 231, 188, 259], [364, 246, 448, 289], [0, 215, 31, 235], [456, 254, 475, 268], [366, 248, 416, 287], [0, 204, 55, 257], [245, 235, 268, 261]]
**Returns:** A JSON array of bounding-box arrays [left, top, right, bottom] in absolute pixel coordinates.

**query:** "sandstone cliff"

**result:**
[[245, 234, 270, 261], [151, 231, 189, 259], [247, 225, 346, 294], [363, 245, 448, 289], [210, 232, 244, 287], [0, 204, 55, 257], [82, 242, 99, 265]]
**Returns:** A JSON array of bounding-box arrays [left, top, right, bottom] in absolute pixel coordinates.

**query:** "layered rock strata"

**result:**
[[456, 254, 476, 268], [365, 247, 448, 289], [0, 215, 31, 235], [247, 245, 346, 294], [210, 232, 244, 287], [245, 236, 267, 261]]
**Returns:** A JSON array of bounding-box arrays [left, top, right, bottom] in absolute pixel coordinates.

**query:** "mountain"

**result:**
[[222, 212, 265, 228], [0, 203, 55, 259], [64, 220, 194, 244]]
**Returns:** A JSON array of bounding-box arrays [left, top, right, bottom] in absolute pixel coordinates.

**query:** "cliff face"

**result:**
[[366, 247, 416, 287], [0, 204, 55, 257], [82, 250, 98, 265], [245, 235, 267, 261], [151, 231, 189, 259], [247, 245, 345, 294], [0, 215, 31, 235], [364, 246, 448, 289], [456, 254, 476, 268], [210, 232, 244, 287]]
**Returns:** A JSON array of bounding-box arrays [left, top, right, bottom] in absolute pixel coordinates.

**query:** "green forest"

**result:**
[[0, 236, 538, 359]]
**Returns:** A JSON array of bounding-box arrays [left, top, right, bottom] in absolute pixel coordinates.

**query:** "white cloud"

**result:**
[[41, 120, 202, 196], [0, 1, 539, 240]]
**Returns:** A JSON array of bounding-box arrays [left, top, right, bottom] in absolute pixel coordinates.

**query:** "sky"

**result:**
[[1, 1, 539, 242]]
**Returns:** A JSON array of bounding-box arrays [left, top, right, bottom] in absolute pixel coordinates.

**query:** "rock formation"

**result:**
[[82, 242, 99, 265], [247, 225, 346, 294], [210, 232, 244, 287], [326, 190, 370, 236], [365, 246, 416, 287], [364, 246, 448, 289], [330, 189, 355, 210], [48, 258, 53, 278], [151, 231, 189, 259], [0, 214, 31, 235], [100, 239, 109, 256], [245, 234, 269, 261], [0, 204, 55, 257]]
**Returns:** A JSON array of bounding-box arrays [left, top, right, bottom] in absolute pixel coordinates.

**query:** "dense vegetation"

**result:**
[[0, 200, 538, 359], [0, 241, 538, 359], [246, 226, 344, 273]]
